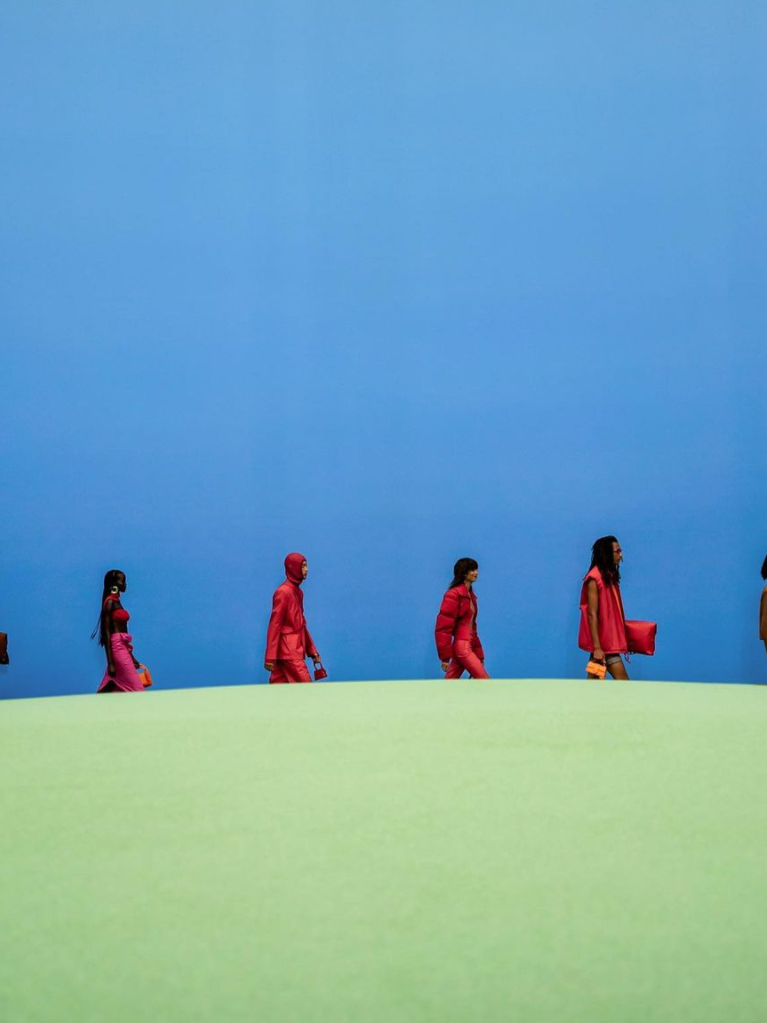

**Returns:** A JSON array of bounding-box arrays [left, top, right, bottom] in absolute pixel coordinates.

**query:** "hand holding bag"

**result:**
[[137, 663, 153, 688], [625, 620, 657, 656], [586, 658, 607, 679], [313, 663, 328, 681]]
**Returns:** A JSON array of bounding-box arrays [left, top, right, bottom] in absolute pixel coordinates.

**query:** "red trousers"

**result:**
[[269, 659, 312, 684], [269, 631, 313, 684], [444, 639, 490, 679]]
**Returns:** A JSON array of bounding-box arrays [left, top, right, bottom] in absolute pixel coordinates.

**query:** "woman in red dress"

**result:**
[[435, 557, 490, 679], [578, 536, 629, 680], [93, 569, 144, 692], [264, 553, 322, 683]]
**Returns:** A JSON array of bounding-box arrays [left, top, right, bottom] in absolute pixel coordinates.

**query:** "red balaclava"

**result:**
[[284, 552, 307, 586]]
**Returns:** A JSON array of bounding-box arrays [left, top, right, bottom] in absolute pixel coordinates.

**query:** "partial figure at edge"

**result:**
[[93, 569, 145, 693], [760, 554, 767, 675], [264, 553, 322, 683], [435, 557, 490, 679]]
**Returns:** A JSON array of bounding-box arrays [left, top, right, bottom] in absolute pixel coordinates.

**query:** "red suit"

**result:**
[[265, 552, 319, 684], [435, 583, 490, 679]]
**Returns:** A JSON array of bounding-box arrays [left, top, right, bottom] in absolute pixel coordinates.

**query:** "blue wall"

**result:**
[[1, 0, 765, 698]]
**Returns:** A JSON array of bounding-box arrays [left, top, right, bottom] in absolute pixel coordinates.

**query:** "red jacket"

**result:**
[[435, 584, 485, 662], [265, 553, 319, 662]]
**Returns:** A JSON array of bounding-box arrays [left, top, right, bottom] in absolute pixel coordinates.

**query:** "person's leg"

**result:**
[[607, 654, 629, 680], [444, 659, 464, 679], [454, 640, 491, 679], [269, 663, 288, 684], [275, 658, 312, 683]]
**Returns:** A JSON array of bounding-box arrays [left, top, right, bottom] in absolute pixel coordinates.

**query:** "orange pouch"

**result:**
[[587, 658, 607, 679], [138, 664, 153, 688]]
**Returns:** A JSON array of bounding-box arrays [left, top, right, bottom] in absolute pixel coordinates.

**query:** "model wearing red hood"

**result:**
[[264, 552, 321, 683]]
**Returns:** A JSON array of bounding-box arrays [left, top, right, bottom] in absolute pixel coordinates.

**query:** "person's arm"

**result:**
[[586, 579, 604, 661], [264, 589, 286, 671], [101, 602, 116, 678], [304, 625, 320, 662], [435, 591, 459, 671], [760, 586, 767, 641]]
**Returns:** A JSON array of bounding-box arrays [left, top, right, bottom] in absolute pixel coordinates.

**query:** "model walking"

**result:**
[[264, 553, 322, 683], [93, 569, 144, 692], [579, 536, 630, 679], [760, 555, 767, 671], [435, 557, 490, 679]]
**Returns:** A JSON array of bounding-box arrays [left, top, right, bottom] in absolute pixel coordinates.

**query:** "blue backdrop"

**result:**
[[2, 0, 765, 698]]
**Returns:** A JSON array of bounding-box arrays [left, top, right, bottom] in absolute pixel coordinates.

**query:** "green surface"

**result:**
[[1, 679, 767, 1023]]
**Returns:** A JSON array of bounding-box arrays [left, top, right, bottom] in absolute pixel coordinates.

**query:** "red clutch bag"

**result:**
[[314, 664, 328, 681], [625, 620, 657, 656]]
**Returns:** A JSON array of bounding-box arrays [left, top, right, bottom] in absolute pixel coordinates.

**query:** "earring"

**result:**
[[110, 585, 119, 595]]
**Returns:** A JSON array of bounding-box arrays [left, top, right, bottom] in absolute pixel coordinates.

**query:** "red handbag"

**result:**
[[625, 620, 657, 656], [313, 663, 328, 681]]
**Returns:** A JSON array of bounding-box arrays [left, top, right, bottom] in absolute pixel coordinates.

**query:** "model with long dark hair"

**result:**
[[578, 536, 629, 679], [435, 557, 490, 679], [92, 569, 144, 692]]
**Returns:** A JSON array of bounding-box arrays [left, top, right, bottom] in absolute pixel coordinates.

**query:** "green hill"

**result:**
[[2, 679, 766, 1022]]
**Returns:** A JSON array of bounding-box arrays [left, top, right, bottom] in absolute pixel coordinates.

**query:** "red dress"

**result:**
[[435, 584, 490, 679], [265, 553, 319, 684], [578, 566, 628, 654]]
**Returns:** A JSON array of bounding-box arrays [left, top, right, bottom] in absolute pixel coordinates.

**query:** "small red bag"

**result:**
[[313, 663, 328, 681], [625, 620, 657, 656]]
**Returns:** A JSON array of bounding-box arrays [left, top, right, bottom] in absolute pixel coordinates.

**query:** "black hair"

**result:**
[[91, 569, 125, 646], [449, 557, 478, 589], [590, 536, 621, 587], [762, 554, 767, 581]]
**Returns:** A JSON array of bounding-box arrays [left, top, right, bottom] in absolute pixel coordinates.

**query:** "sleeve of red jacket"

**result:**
[[435, 590, 459, 661], [304, 625, 318, 659], [265, 587, 287, 662]]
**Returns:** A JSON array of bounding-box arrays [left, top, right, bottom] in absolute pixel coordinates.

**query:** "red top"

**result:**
[[105, 595, 130, 623], [578, 566, 627, 654], [435, 584, 485, 662]]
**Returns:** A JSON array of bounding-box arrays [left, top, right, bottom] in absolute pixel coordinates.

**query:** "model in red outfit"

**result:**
[[92, 569, 145, 693], [264, 553, 322, 683], [578, 535, 629, 680], [435, 557, 490, 679]]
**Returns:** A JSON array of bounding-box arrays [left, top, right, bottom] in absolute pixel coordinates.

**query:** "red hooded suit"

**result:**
[[265, 552, 319, 683], [435, 583, 490, 679]]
